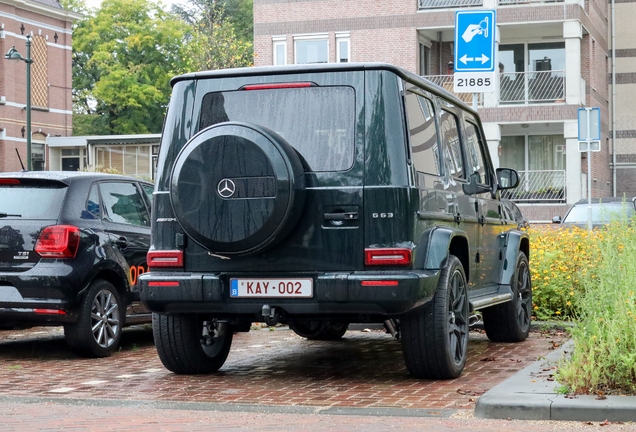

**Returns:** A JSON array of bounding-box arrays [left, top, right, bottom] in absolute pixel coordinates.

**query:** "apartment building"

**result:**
[[0, 0, 80, 172], [254, 0, 614, 221]]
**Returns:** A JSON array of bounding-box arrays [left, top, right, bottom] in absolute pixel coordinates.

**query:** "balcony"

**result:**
[[499, 70, 565, 104], [501, 170, 566, 203], [418, 0, 482, 9], [425, 75, 484, 106]]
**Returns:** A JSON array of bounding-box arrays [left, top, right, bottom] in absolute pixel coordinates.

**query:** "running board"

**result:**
[[469, 285, 513, 311]]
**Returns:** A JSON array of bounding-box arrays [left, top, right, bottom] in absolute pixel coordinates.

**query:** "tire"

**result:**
[[482, 252, 532, 342], [64, 279, 124, 357], [289, 321, 349, 340], [401, 255, 469, 379], [152, 313, 233, 374], [170, 122, 306, 256]]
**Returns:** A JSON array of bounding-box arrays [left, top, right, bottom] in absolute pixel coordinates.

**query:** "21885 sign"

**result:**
[[453, 72, 495, 93]]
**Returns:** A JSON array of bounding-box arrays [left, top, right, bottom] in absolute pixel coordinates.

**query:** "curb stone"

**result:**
[[475, 340, 636, 422], [0, 396, 458, 418]]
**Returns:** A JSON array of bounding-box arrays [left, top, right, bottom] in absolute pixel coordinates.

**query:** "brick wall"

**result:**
[[0, 2, 74, 172]]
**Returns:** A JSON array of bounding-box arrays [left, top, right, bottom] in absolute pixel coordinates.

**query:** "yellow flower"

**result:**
[[567, 301, 571, 306], [570, 292, 574, 296], [555, 311, 561, 315]]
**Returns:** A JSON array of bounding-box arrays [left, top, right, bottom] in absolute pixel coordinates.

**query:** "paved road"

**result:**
[[1, 325, 628, 431]]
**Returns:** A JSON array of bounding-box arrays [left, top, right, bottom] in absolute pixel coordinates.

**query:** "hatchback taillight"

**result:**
[[365, 248, 412, 266], [35, 225, 80, 258], [147, 250, 184, 268]]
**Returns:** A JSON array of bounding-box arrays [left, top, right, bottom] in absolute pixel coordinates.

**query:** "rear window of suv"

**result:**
[[0, 183, 66, 219], [199, 86, 355, 172]]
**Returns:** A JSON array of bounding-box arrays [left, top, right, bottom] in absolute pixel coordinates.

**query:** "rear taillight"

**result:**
[[365, 248, 412, 266], [0, 179, 20, 184], [35, 225, 80, 258], [33, 309, 66, 314], [147, 250, 184, 268]]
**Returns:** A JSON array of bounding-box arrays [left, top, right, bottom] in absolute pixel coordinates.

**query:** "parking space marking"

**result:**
[[115, 374, 137, 378], [48, 388, 75, 393], [81, 380, 107, 385]]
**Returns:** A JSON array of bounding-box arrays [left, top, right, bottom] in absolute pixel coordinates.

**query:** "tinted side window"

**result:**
[[85, 184, 100, 219], [440, 109, 464, 179], [141, 184, 154, 209], [464, 121, 491, 186], [99, 182, 150, 227], [405, 91, 441, 176]]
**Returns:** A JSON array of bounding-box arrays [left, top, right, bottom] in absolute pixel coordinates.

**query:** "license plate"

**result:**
[[230, 278, 313, 298]]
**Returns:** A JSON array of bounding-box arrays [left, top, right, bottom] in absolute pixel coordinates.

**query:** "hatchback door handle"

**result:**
[[324, 212, 358, 221], [115, 237, 129, 248]]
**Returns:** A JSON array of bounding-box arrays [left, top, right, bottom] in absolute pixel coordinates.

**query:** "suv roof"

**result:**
[[573, 197, 635, 205], [170, 63, 474, 114], [0, 171, 152, 185]]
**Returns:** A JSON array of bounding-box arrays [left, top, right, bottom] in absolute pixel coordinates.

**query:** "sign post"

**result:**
[[454, 10, 496, 97], [578, 107, 601, 231]]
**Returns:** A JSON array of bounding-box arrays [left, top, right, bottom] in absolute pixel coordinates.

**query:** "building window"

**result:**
[[337, 38, 350, 63], [500, 134, 566, 172], [273, 40, 286, 66], [295, 37, 328, 64], [31, 143, 45, 171], [95, 145, 152, 179], [31, 35, 48, 108], [419, 43, 431, 75]]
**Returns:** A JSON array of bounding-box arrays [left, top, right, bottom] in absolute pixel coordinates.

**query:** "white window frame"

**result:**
[[272, 36, 287, 66], [336, 33, 350, 63], [294, 33, 329, 65]]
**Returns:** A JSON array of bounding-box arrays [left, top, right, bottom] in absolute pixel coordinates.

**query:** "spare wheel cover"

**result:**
[[170, 122, 305, 255]]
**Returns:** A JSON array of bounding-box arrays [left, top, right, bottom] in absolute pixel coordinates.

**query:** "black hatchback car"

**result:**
[[140, 63, 531, 379], [0, 172, 153, 357]]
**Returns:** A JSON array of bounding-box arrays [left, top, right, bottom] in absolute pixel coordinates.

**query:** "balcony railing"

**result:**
[[501, 170, 566, 202], [499, 70, 565, 104], [498, 0, 563, 4], [419, 0, 482, 9], [425, 75, 484, 106]]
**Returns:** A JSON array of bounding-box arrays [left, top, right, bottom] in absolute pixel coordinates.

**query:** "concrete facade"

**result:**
[[612, 0, 636, 198], [254, 0, 616, 222], [0, 0, 80, 173]]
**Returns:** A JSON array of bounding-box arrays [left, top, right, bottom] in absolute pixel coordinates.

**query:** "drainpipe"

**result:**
[[612, 0, 617, 196], [438, 31, 443, 75]]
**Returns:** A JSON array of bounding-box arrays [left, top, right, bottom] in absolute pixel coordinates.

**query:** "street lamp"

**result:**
[[5, 35, 33, 170]]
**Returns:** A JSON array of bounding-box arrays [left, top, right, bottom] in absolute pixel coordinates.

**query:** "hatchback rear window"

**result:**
[[199, 86, 355, 172], [0, 184, 66, 219]]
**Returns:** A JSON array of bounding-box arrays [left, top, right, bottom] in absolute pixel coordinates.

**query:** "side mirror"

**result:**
[[552, 216, 562, 224], [496, 168, 520, 190]]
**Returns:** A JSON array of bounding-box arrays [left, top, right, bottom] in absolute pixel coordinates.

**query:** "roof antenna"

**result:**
[[15, 148, 26, 172]]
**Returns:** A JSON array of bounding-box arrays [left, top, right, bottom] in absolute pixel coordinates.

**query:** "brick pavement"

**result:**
[[0, 326, 566, 412]]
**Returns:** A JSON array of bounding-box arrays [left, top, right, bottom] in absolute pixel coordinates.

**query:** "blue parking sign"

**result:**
[[455, 10, 496, 73]]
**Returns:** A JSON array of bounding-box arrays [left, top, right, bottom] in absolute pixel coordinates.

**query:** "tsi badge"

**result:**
[[217, 178, 236, 198]]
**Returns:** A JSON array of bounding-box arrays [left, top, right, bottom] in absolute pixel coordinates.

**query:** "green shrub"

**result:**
[[556, 219, 636, 394]]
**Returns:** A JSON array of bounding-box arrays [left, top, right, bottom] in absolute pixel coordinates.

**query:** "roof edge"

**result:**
[[170, 63, 476, 117]]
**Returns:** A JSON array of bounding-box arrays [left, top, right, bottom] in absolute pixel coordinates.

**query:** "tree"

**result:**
[[171, 0, 253, 72], [70, 0, 190, 135]]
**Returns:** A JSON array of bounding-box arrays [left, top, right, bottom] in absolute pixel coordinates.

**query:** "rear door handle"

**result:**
[[324, 212, 358, 221], [115, 237, 129, 248]]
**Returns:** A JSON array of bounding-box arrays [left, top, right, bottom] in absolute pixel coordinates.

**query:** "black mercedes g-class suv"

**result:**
[[139, 63, 531, 379]]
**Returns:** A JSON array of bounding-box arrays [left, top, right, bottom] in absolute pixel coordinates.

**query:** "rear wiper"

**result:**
[[0, 213, 21, 218]]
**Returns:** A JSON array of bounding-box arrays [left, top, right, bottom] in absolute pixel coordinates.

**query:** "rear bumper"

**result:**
[[0, 262, 84, 326], [138, 270, 440, 319]]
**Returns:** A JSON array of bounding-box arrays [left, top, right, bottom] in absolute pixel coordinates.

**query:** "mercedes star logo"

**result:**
[[217, 179, 236, 198]]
